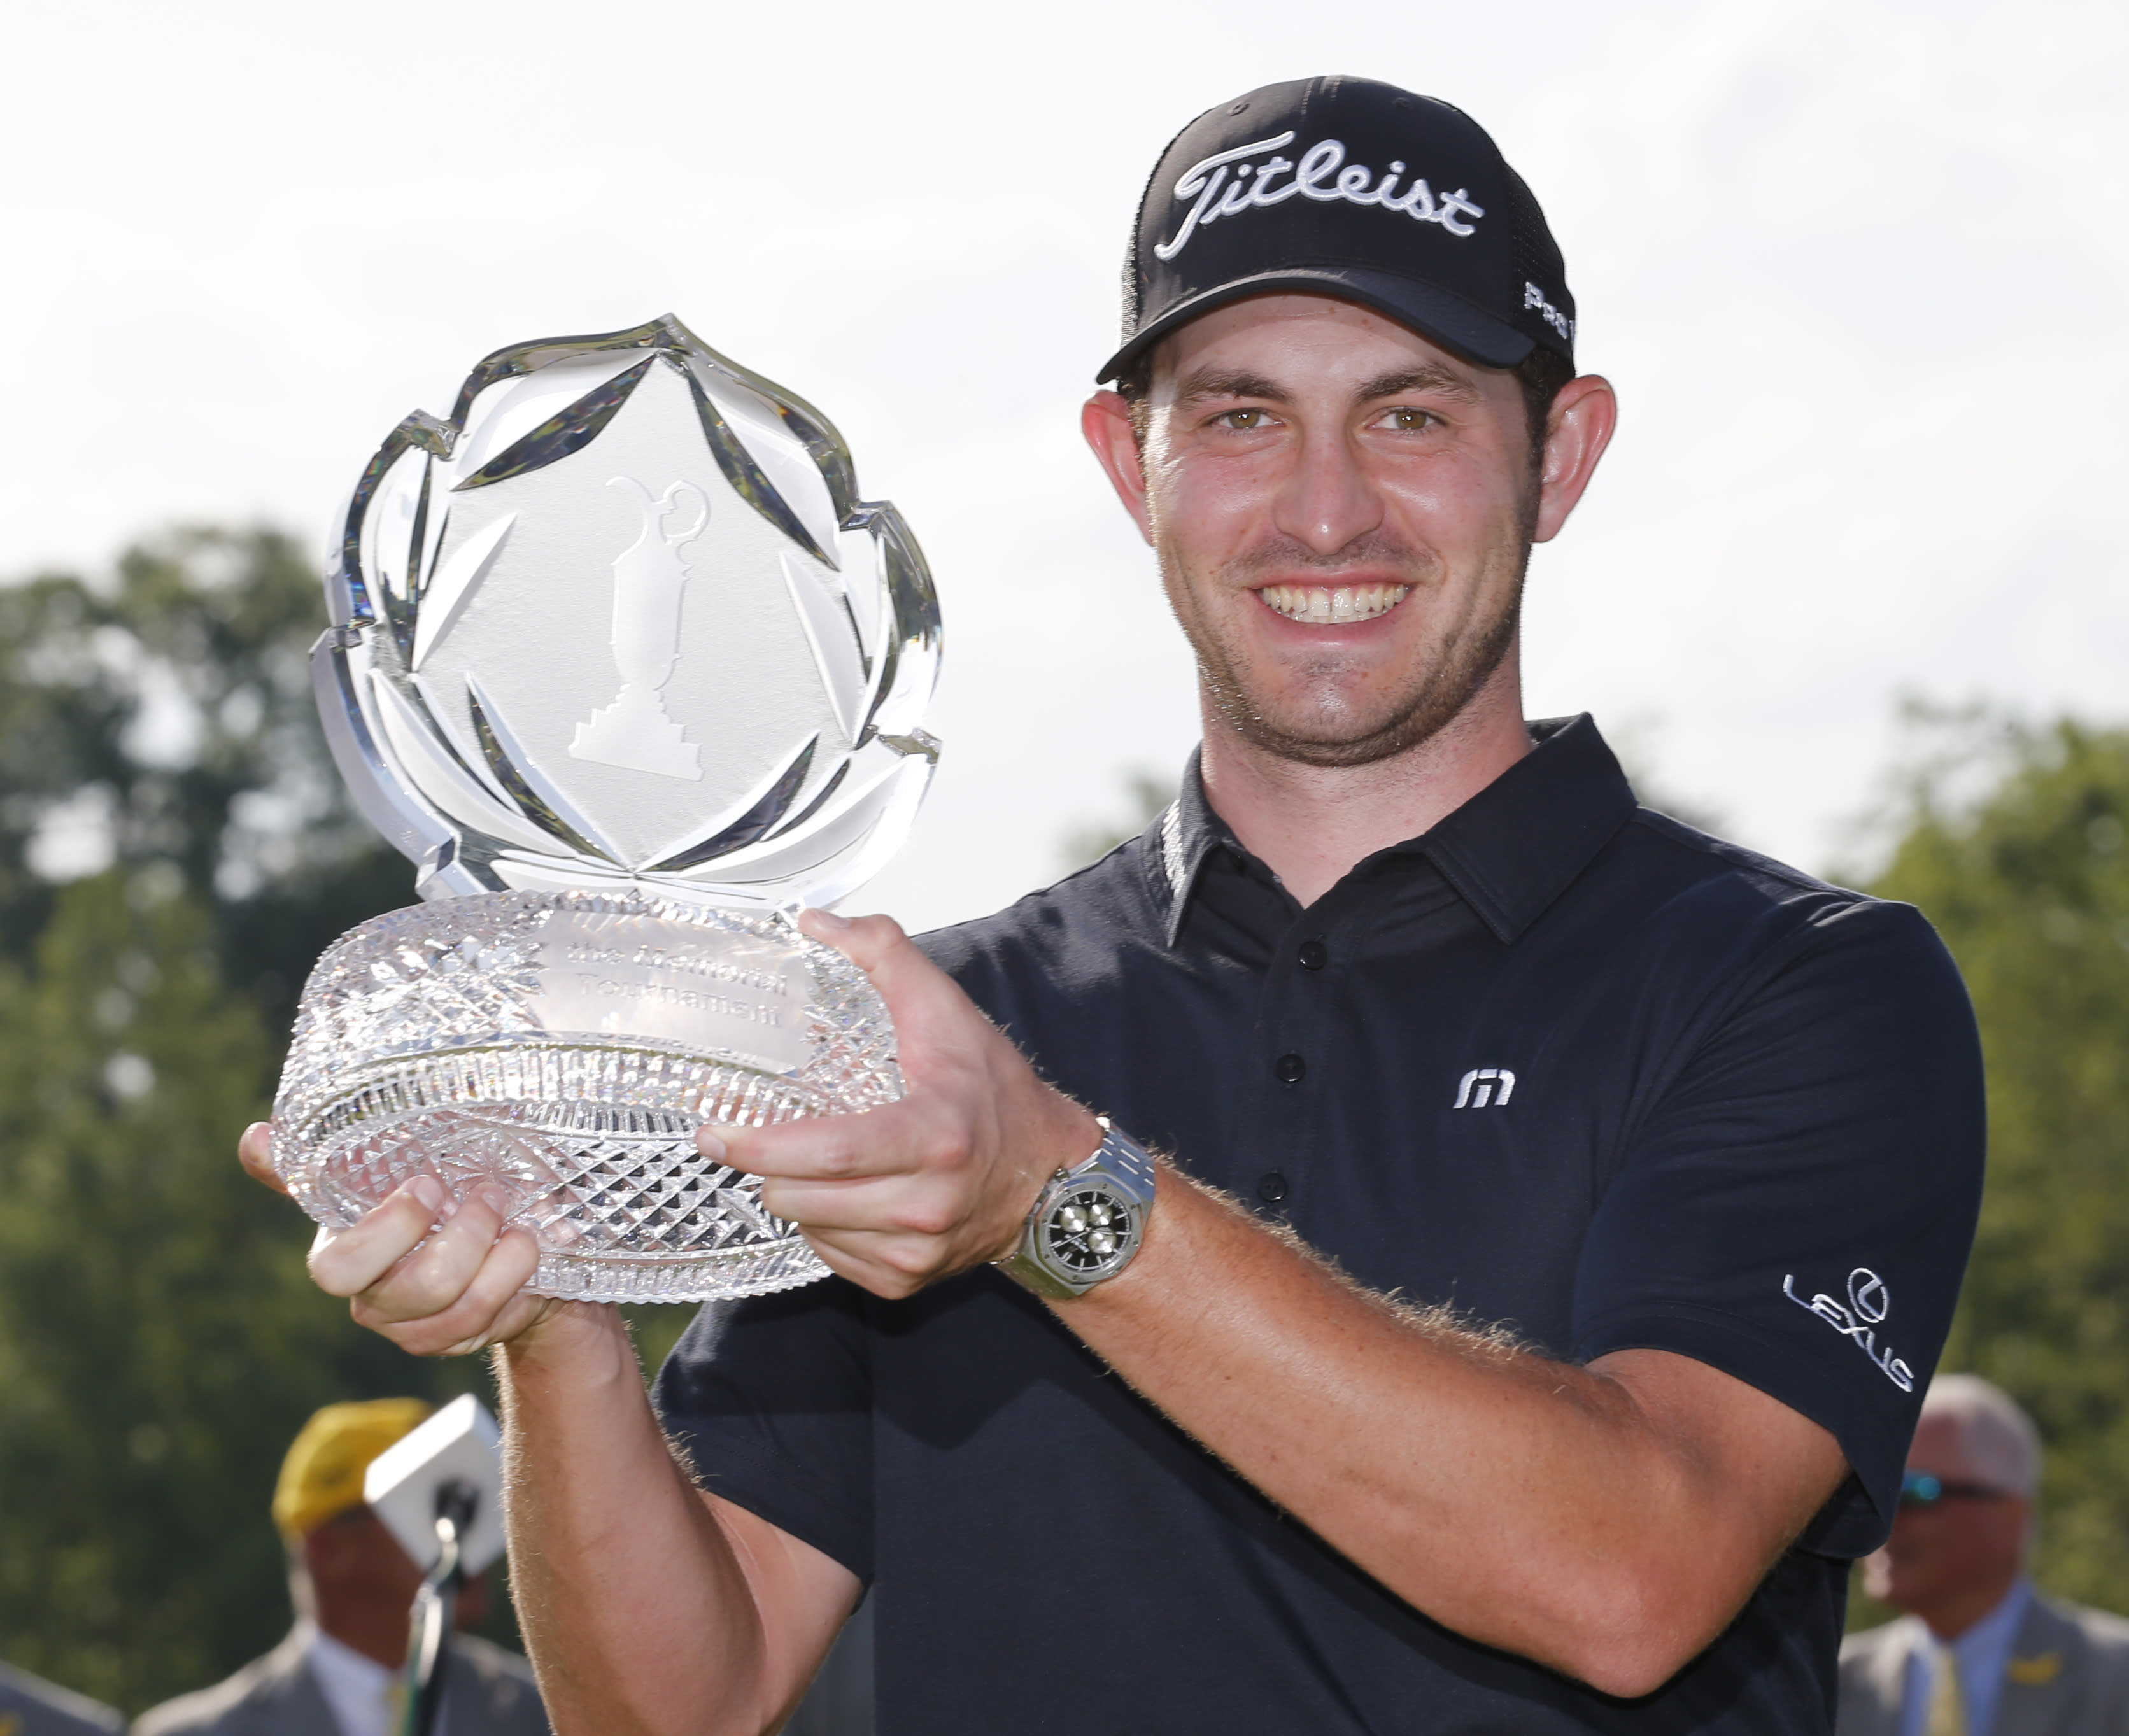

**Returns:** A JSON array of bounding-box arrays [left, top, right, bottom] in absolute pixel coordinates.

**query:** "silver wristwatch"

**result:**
[[996, 1118, 1158, 1300]]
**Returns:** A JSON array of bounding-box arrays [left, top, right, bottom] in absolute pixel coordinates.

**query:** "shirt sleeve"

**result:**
[[651, 1277, 876, 1582], [1570, 896, 1984, 1558]]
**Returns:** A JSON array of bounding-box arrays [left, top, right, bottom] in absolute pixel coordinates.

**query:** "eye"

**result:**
[[1212, 407, 1273, 430], [1377, 406, 1440, 432]]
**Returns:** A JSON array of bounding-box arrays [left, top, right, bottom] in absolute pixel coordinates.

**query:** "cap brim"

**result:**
[[1097, 267, 1537, 384]]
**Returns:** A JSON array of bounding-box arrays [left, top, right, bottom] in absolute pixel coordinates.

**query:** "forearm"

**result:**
[[496, 1306, 842, 1735], [1055, 1171, 1823, 1694]]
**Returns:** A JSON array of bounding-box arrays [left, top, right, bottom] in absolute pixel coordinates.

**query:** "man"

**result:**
[[0, 1663, 120, 1736], [241, 76, 1986, 1732], [1839, 1376, 2129, 1735], [133, 1401, 546, 1736]]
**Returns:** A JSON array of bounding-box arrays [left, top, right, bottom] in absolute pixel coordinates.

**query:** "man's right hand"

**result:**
[[237, 1122, 565, 1357]]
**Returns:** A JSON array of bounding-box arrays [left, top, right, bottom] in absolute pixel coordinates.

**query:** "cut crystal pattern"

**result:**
[[272, 889, 900, 1302], [278, 318, 940, 1306], [317, 313, 942, 912]]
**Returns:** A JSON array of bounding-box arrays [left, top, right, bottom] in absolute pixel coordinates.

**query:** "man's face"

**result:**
[[307, 1505, 424, 1607], [1862, 1413, 2029, 1619], [1121, 295, 1541, 768], [303, 1504, 490, 1662]]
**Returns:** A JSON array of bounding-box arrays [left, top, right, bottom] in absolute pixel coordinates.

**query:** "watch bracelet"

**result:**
[[995, 1119, 1157, 1299]]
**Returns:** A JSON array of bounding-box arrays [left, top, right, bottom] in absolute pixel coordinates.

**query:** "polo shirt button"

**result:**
[[1296, 939, 1328, 971], [1257, 1171, 1288, 1203], [1274, 1052, 1306, 1084]]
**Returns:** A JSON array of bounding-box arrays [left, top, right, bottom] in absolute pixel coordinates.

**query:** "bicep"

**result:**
[[1592, 1348, 1849, 1584], [702, 1489, 864, 1725]]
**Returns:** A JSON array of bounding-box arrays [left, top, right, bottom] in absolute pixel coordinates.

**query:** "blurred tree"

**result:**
[[1855, 705, 2129, 1620], [1057, 768, 1179, 873], [0, 528, 488, 1712], [0, 872, 490, 1705], [0, 525, 408, 1032]]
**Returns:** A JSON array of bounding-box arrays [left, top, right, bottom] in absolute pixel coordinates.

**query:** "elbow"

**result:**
[[1568, 1642, 1697, 1704], [1536, 1574, 1727, 1700], [1550, 1593, 1729, 1704]]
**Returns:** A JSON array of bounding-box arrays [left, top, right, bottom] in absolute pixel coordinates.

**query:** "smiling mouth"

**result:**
[[1256, 583, 1411, 625]]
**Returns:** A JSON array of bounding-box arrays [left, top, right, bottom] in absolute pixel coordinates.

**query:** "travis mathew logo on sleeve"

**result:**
[[1783, 1266, 1915, 1392], [1155, 132, 1487, 262]]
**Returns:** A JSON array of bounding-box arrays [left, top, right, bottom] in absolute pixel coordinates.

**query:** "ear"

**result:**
[[1532, 374, 1618, 544], [1082, 391, 1156, 547]]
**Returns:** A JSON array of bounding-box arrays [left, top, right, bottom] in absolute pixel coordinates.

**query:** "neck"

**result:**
[[1199, 647, 1532, 907], [1918, 1570, 2025, 1644]]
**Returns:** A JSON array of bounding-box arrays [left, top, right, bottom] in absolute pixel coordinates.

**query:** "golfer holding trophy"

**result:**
[[242, 73, 1987, 1736]]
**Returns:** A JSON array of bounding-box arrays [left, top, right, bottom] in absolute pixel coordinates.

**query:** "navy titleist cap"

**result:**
[[1101, 75, 1576, 383]]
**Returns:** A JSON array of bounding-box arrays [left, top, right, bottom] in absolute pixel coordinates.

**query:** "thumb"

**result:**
[[796, 908, 970, 1048]]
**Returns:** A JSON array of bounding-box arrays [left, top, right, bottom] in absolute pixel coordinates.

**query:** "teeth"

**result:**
[[1257, 584, 1410, 625]]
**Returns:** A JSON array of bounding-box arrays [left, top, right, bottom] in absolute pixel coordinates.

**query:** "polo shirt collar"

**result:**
[[1152, 715, 1638, 947]]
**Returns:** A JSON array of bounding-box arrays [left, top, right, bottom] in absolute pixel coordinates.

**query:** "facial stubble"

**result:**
[[1159, 514, 1534, 771]]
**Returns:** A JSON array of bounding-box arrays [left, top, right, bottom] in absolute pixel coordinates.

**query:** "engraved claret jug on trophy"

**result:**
[[269, 316, 941, 1302]]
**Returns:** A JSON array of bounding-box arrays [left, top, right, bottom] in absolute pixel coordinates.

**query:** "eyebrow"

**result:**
[[1173, 368, 1284, 407], [1355, 365, 1480, 405], [1171, 362, 1480, 410]]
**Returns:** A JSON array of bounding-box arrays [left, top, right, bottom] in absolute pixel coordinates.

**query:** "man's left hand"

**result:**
[[709, 910, 1101, 1299]]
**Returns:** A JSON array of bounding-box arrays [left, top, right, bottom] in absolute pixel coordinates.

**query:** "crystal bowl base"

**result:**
[[271, 891, 900, 1303], [297, 1057, 828, 1303]]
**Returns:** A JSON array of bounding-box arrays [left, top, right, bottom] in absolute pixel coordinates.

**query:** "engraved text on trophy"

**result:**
[[570, 477, 709, 780]]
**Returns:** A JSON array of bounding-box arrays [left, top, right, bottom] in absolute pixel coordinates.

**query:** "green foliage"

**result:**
[[0, 525, 409, 1031], [0, 873, 486, 1706], [1866, 707, 2129, 1615], [0, 528, 483, 1712]]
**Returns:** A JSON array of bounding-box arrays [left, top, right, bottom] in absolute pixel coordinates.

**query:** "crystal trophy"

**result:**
[[269, 315, 940, 1302]]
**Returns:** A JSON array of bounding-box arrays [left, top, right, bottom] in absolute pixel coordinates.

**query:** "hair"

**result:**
[[1510, 345, 1575, 485], [1114, 340, 1576, 484], [1921, 1374, 2044, 1498]]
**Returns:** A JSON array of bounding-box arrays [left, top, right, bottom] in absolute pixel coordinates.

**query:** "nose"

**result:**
[[1273, 421, 1385, 558]]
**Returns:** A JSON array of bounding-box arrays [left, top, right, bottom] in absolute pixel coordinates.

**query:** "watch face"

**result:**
[[1041, 1182, 1140, 1281]]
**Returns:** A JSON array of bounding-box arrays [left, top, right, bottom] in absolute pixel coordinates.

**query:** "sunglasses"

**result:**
[[1900, 1471, 2012, 1509]]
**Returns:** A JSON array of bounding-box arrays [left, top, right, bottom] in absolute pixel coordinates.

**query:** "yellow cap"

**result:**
[[272, 1399, 433, 1537]]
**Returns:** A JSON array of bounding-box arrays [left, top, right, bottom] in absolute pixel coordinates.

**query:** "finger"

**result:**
[[309, 1176, 450, 1298], [353, 1184, 520, 1324], [796, 1231, 898, 1297], [238, 1122, 290, 1196], [760, 1174, 886, 1231], [796, 1223, 966, 1301], [358, 1225, 544, 1357], [760, 1172, 965, 1241], [795, 910, 991, 1063], [705, 1097, 937, 1182]]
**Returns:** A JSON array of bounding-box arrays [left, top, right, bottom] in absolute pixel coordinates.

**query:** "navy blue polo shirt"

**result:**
[[656, 715, 1984, 1734]]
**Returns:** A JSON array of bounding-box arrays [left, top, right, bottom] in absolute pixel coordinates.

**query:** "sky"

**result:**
[[3, 0, 2123, 933]]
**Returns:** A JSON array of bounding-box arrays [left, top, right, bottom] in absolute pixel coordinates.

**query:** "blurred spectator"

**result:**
[[1840, 1374, 2129, 1733], [0, 1660, 122, 1735], [132, 1399, 546, 1736]]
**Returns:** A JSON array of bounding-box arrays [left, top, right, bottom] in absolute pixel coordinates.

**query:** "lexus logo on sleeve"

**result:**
[[1783, 1266, 1914, 1391]]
